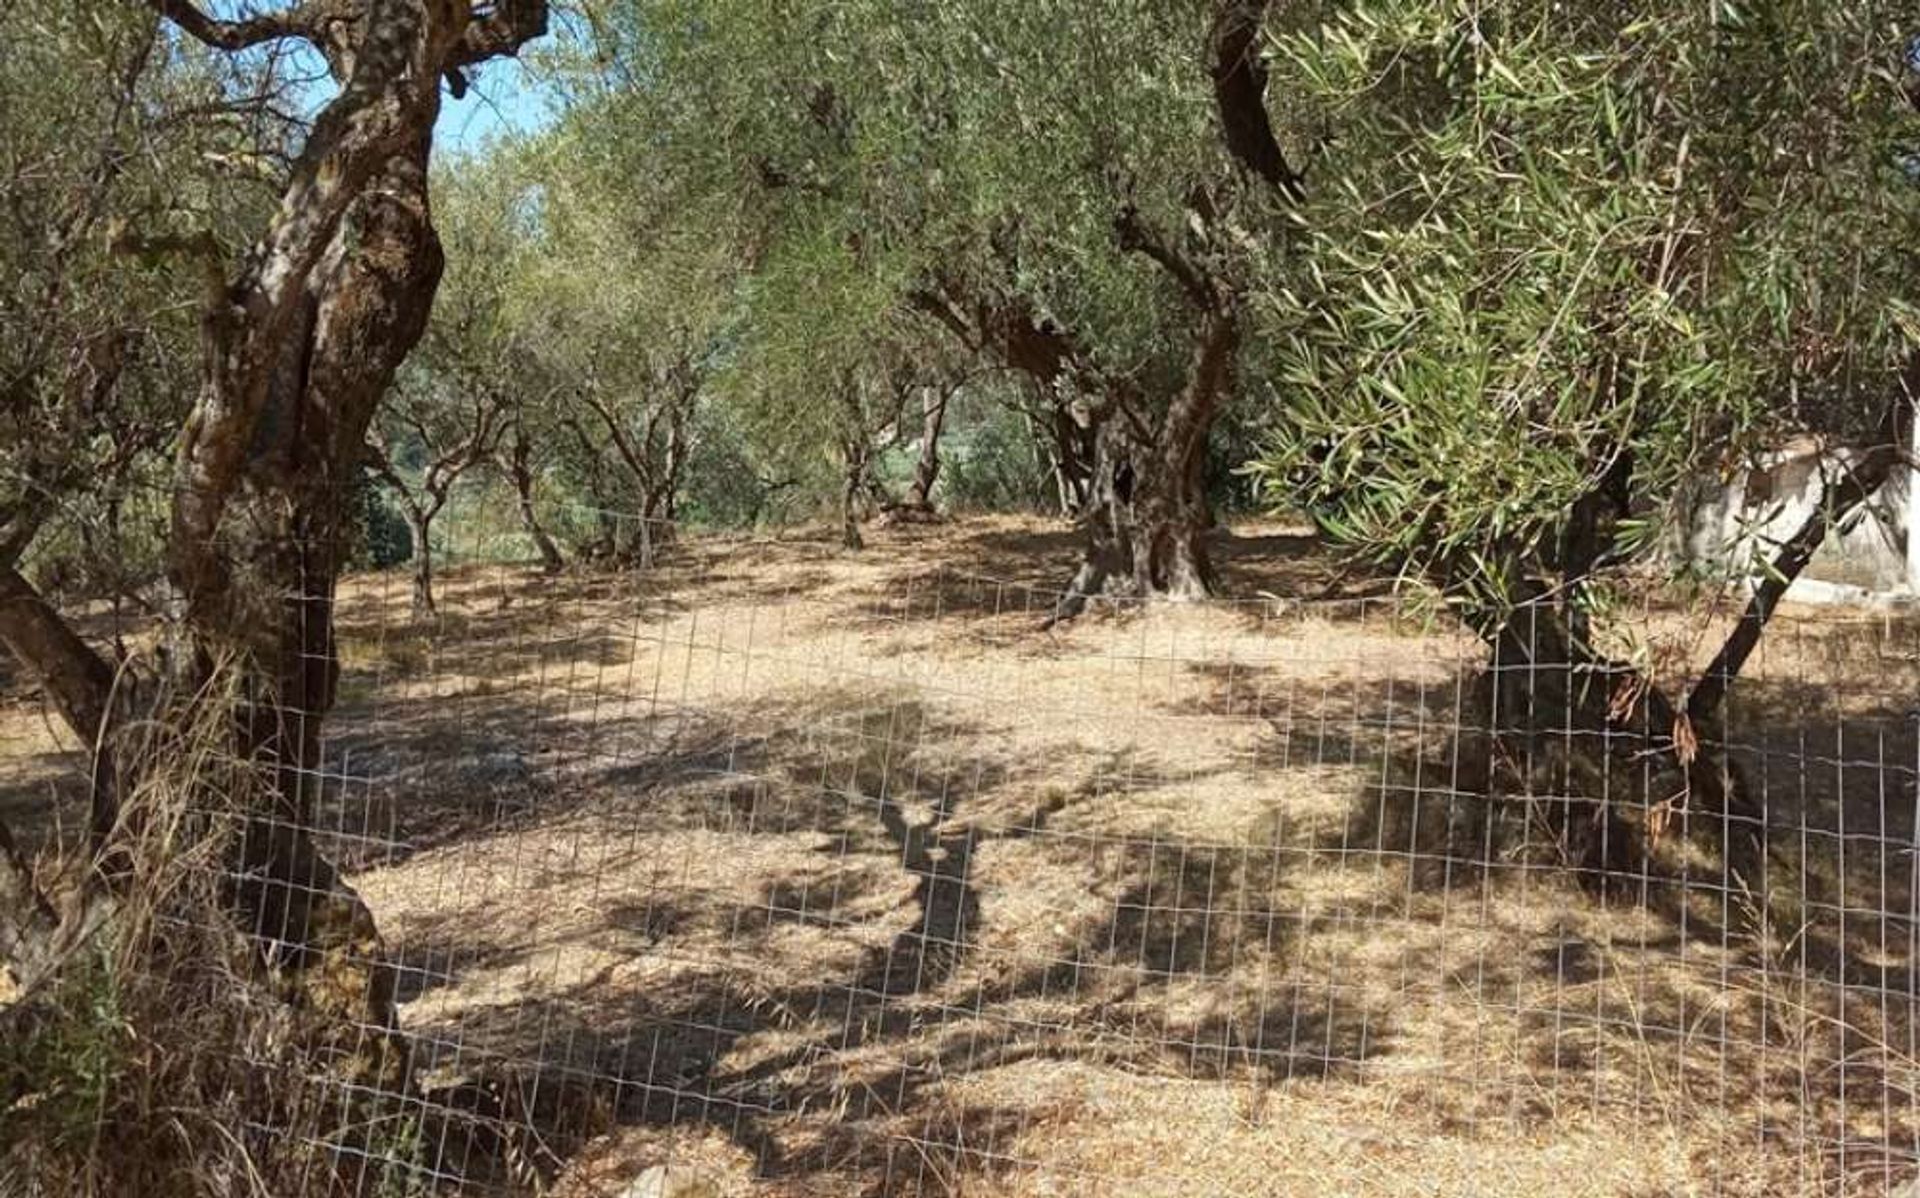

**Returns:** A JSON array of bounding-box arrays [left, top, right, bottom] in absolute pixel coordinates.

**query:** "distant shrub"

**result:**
[[348, 470, 415, 569]]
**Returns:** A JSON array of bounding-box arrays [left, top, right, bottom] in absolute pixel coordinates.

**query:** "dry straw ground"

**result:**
[[4, 515, 1918, 1196]]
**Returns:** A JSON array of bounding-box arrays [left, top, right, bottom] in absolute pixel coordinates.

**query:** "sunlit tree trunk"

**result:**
[[501, 428, 565, 573], [902, 387, 949, 512], [1122, 307, 1233, 600], [403, 505, 438, 616], [841, 435, 869, 550]]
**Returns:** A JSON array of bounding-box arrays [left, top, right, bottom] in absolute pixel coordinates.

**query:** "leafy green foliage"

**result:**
[[410, 0, 1916, 599], [345, 471, 415, 570], [0, 4, 286, 592], [0, 947, 126, 1161], [1252, 0, 1919, 612], [529, 0, 1284, 531], [934, 387, 1059, 513]]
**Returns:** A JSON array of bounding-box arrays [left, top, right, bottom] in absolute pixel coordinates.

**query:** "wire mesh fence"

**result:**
[[5, 505, 1919, 1196]]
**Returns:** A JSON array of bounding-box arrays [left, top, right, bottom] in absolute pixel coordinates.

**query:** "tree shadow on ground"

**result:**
[[840, 522, 1347, 644], [340, 599, 1920, 1193], [296, 552, 1920, 1194], [359, 688, 1389, 1195], [1218, 641, 1920, 1170], [907, 520, 1334, 601]]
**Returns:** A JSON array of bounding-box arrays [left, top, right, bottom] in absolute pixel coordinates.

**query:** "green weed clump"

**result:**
[[0, 679, 424, 1198]]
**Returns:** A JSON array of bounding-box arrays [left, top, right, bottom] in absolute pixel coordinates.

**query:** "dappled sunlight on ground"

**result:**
[[6, 516, 1919, 1195]]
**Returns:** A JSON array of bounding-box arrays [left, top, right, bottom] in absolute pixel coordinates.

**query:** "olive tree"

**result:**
[[371, 159, 542, 612], [0, 0, 549, 1031], [1253, 0, 1919, 866], [567, 0, 1304, 600], [482, 114, 743, 560]]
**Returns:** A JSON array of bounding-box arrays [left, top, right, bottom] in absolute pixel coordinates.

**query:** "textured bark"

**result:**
[[1468, 587, 1762, 888], [406, 509, 437, 616], [136, 0, 548, 1059], [1041, 402, 1098, 518], [1456, 348, 1915, 900], [1465, 407, 1904, 882], [1124, 307, 1234, 599], [1080, 0, 1297, 599], [1057, 0, 1293, 604], [162, 0, 544, 662], [170, 29, 438, 648], [0, 817, 59, 1005], [834, 377, 875, 551], [841, 435, 869, 551], [1044, 448, 1132, 626], [180, 148, 447, 1057], [241, 148, 445, 819], [639, 402, 687, 561], [1209, 0, 1302, 198], [0, 4, 542, 1107], [663, 402, 689, 523]]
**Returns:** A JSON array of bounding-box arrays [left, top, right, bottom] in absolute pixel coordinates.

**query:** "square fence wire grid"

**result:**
[[7, 507, 1918, 1198]]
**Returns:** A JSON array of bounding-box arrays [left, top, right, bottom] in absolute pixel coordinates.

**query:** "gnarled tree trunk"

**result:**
[[1122, 306, 1234, 601], [0, 18, 548, 1182], [1461, 401, 1908, 890], [406, 507, 438, 616], [1045, 401, 1098, 518], [213, 146, 445, 1036], [1040, 0, 1294, 615], [840, 434, 869, 551], [116, 0, 544, 1054], [501, 428, 565, 573], [901, 387, 950, 513], [1045, 296, 1234, 623]]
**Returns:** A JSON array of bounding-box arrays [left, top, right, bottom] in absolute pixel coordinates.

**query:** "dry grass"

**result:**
[[317, 518, 1920, 1196], [7, 516, 1919, 1196], [0, 666, 422, 1198]]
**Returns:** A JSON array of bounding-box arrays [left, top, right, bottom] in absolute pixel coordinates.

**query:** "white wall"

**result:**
[[1676, 444, 1913, 600]]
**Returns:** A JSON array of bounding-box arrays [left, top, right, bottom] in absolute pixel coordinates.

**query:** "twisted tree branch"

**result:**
[[1209, 0, 1303, 201], [148, 0, 329, 51]]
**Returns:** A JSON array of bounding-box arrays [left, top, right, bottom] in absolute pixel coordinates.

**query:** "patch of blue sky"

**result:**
[[198, 0, 562, 156]]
